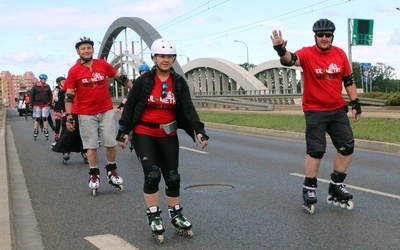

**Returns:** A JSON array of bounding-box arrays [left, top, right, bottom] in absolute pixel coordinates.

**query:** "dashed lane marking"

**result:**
[[180, 146, 209, 154], [84, 234, 139, 250], [290, 173, 400, 200]]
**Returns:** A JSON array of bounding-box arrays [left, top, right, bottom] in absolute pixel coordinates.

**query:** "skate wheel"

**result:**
[[326, 195, 333, 204], [303, 203, 315, 215], [333, 200, 339, 206], [63, 159, 67, 165], [118, 185, 124, 192], [152, 233, 164, 243], [340, 202, 346, 208], [346, 200, 354, 210], [185, 229, 194, 237], [92, 188, 97, 197]]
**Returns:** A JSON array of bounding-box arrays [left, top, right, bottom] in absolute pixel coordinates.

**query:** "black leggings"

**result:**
[[133, 133, 180, 197]]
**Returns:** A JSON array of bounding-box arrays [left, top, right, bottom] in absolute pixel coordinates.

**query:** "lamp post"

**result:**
[[234, 40, 249, 64], [179, 54, 190, 63]]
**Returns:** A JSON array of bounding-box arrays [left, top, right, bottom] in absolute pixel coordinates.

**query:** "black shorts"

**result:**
[[305, 106, 354, 154]]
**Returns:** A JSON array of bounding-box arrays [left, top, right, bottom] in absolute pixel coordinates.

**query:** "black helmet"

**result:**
[[56, 76, 66, 84], [75, 36, 94, 49], [312, 18, 336, 33]]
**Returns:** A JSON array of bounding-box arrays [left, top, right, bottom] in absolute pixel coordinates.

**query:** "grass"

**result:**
[[198, 111, 400, 143]]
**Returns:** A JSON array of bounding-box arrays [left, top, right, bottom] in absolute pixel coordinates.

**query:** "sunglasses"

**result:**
[[316, 32, 333, 38], [162, 82, 168, 98]]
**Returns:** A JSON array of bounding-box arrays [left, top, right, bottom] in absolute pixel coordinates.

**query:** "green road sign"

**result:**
[[352, 19, 374, 46]]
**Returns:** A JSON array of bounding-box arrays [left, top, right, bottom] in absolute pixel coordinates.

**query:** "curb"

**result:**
[[204, 122, 400, 154], [0, 109, 14, 250]]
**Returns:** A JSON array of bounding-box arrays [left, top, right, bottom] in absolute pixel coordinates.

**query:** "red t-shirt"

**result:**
[[64, 59, 117, 115], [296, 45, 351, 112], [133, 75, 177, 137]]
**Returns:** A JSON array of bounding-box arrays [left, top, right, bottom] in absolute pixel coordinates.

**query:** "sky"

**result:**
[[1, 0, 400, 85]]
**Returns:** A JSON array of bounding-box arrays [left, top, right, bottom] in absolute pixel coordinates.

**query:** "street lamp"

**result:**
[[179, 54, 190, 63], [234, 40, 249, 64]]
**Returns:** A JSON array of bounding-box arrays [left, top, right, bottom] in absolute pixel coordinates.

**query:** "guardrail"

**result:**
[[112, 94, 386, 111]]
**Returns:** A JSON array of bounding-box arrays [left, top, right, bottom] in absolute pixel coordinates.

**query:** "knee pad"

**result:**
[[144, 165, 161, 193], [308, 152, 324, 159], [166, 170, 180, 197], [166, 170, 180, 190], [35, 117, 41, 122], [42, 117, 48, 122], [338, 139, 354, 156]]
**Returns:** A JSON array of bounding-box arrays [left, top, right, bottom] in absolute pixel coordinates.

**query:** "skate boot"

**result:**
[[81, 151, 88, 164], [168, 204, 194, 237], [88, 168, 100, 196], [33, 129, 38, 140], [327, 172, 354, 210], [146, 206, 165, 243], [302, 185, 317, 214], [62, 152, 70, 165], [44, 128, 49, 140], [105, 163, 123, 191], [302, 177, 318, 214]]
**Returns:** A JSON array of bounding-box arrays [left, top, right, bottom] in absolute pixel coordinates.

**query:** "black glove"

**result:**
[[200, 133, 209, 142], [350, 98, 362, 114], [116, 129, 127, 142]]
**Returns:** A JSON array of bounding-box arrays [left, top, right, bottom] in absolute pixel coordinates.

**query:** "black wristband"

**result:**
[[273, 43, 286, 57], [117, 103, 124, 109], [350, 98, 362, 114]]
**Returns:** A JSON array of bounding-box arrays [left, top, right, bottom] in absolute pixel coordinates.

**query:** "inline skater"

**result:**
[[271, 19, 361, 214], [117, 38, 209, 242], [30, 73, 53, 140], [64, 36, 134, 196]]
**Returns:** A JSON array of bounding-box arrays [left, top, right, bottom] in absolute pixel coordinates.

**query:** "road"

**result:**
[[7, 108, 400, 249]]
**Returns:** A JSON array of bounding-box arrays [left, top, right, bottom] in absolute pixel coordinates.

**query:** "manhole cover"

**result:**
[[185, 184, 234, 192]]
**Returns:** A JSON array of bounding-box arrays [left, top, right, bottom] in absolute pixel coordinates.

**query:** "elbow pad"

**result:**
[[65, 93, 74, 103], [280, 52, 298, 67], [343, 73, 355, 87], [117, 74, 129, 87]]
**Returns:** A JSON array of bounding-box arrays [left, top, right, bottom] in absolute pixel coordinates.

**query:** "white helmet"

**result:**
[[151, 38, 176, 57]]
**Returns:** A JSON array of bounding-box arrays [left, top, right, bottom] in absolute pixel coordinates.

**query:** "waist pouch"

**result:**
[[138, 120, 177, 134]]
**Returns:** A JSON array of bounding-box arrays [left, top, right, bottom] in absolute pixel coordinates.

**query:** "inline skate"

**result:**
[[327, 173, 354, 210], [105, 163, 123, 191], [88, 168, 100, 196], [44, 128, 49, 140], [146, 206, 165, 243], [168, 204, 194, 237], [51, 133, 59, 148], [81, 151, 88, 164], [302, 185, 317, 214], [33, 129, 38, 140], [62, 152, 70, 165]]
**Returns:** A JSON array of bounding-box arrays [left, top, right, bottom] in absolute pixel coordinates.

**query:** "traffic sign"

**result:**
[[352, 19, 374, 46]]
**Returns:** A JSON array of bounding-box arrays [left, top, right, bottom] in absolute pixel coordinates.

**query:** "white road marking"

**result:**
[[180, 146, 209, 154], [84, 234, 139, 250], [290, 173, 400, 200]]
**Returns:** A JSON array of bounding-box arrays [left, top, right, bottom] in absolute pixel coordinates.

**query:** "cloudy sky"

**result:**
[[1, 0, 399, 84]]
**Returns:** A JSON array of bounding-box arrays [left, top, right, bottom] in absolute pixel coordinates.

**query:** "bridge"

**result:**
[[100, 17, 384, 109]]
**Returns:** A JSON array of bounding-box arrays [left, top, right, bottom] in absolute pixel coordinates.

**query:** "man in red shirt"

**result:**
[[64, 36, 133, 196], [271, 18, 362, 214]]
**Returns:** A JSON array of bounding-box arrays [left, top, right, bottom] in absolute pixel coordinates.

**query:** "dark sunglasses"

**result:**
[[316, 32, 333, 38], [162, 82, 168, 98]]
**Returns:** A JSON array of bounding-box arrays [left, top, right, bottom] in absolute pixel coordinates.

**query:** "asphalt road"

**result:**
[[7, 108, 400, 249]]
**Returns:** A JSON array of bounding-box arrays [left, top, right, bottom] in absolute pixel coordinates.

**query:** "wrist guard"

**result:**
[[117, 103, 125, 109], [200, 133, 210, 142], [273, 43, 286, 57], [66, 117, 74, 124], [117, 74, 129, 87], [65, 93, 74, 103], [116, 129, 126, 142], [350, 98, 362, 114]]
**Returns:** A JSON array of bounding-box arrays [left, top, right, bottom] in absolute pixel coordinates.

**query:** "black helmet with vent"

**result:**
[[312, 18, 336, 33]]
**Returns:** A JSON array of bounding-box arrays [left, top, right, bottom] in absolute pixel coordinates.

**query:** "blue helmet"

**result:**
[[138, 64, 150, 73], [39, 74, 48, 80]]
